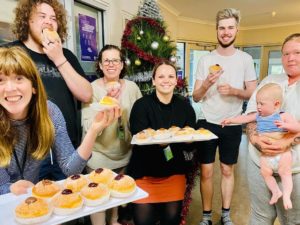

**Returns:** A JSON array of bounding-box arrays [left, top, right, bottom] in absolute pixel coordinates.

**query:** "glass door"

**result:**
[[260, 46, 282, 80], [185, 43, 216, 93], [185, 42, 216, 120]]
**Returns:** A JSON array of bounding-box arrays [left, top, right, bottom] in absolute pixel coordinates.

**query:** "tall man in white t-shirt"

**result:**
[[192, 8, 257, 225]]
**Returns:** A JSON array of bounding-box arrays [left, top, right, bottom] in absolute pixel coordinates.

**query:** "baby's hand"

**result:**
[[221, 119, 231, 127]]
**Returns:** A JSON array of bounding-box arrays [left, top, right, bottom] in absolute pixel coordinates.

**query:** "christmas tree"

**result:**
[[121, 0, 178, 95]]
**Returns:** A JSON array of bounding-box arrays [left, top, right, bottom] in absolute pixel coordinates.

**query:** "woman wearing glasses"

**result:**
[[82, 44, 142, 225]]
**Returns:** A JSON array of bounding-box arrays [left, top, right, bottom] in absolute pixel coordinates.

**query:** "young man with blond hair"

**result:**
[[193, 8, 257, 225]]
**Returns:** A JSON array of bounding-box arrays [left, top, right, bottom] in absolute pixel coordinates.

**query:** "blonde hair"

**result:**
[[257, 83, 283, 103], [282, 33, 300, 51], [216, 8, 241, 29], [0, 46, 54, 167]]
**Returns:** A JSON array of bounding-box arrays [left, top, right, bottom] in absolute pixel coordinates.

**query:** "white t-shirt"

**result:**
[[195, 49, 257, 124], [245, 74, 300, 173]]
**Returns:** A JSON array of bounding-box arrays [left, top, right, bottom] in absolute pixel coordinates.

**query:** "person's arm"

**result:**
[[217, 80, 257, 100], [42, 41, 92, 103], [78, 107, 121, 159], [50, 102, 119, 176], [192, 56, 223, 102], [221, 112, 256, 127], [275, 113, 300, 133]]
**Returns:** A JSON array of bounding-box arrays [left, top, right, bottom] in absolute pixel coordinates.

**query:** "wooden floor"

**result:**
[[186, 134, 280, 225]]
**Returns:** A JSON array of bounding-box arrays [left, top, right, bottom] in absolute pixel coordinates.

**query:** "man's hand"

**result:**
[[42, 39, 66, 67], [217, 83, 234, 96], [202, 70, 223, 89]]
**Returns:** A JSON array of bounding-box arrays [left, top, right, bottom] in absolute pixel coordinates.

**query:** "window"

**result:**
[[268, 50, 284, 75], [176, 42, 185, 79], [189, 49, 210, 92], [243, 46, 261, 79]]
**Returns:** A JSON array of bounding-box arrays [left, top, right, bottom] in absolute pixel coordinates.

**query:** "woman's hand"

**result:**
[[78, 106, 122, 160], [107, 87, 121, 99], [10, 180, 34, 195], [91, 107, 121, 134]]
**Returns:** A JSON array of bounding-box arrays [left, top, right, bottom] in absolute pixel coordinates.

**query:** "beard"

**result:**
[[218, 35, 236, 48]]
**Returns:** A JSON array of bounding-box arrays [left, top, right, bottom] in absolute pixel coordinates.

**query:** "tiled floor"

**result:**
[[186, 134, 280, 225]]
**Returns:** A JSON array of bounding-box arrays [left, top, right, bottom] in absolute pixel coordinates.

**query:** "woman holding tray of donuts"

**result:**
[[0, 46, 120, 195], [127, 60, 197, 225]]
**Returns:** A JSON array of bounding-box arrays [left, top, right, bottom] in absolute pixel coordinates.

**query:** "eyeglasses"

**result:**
[[102, 59, 122, 66]]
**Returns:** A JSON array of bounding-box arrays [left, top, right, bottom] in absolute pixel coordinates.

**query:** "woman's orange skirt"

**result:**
[[134, 175, 186, 204]]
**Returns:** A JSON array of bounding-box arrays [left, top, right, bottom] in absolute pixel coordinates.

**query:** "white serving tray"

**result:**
[[131, 132, 218, 145], [0, 185, 148, 225]]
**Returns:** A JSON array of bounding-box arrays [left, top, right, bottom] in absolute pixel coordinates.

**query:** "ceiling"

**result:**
[[158, 0, 300, 28]]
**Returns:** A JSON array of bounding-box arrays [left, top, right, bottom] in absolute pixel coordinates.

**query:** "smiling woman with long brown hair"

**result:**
[[0, 46, 119, 195]]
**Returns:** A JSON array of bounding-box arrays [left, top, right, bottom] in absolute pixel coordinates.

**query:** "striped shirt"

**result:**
[[0, 101, 87, 195]]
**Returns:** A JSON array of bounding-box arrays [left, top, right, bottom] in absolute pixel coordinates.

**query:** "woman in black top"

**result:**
[[127, 60, 196, 225]]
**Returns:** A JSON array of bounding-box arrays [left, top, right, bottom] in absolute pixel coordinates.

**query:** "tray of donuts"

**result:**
[[0, 168, 148, 225], [131, 126, 218, 145]]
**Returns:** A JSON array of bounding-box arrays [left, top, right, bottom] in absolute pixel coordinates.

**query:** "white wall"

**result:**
[[0, 0, 17, 23]]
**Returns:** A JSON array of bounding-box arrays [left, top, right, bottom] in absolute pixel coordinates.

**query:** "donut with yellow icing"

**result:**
[[168, 126, 181, 135], [32, 179, 60, 200], [135, 131, 151, 142], [63, 174, 88, 192], [53, 189, 83, 215], [89, 168, 114, 185], [15, 196, 51, 224], [81, 182, 110, 206], [153, 128, 171, 140], [209, 64, 222, 74], [108, 174, 136, 198]]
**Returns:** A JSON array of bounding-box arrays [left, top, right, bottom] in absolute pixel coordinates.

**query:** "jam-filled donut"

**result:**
[[89, 168, 114, 185], [108, 174, 136, 198], [81, 182, 110, 206], [63, 174, 87, 192], [53, 189, 83, 215], [32, 179, 60, 200], [15, 196, 52, 224]]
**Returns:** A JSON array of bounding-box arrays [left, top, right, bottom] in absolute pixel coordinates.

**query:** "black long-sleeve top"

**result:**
[[126, 92, 196, 179]]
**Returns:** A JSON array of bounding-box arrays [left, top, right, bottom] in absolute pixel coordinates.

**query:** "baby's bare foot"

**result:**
[[283, 195, 293, 210], [269, 191, 282, 205]]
